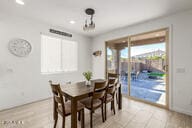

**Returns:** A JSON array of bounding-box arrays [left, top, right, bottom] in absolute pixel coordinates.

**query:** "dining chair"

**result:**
[[104, 78, 118, 121], [49, 81, 85, 128], [107, 73, 119, 104], [107, 73, 119, 80], [80, 81, 107, 128]]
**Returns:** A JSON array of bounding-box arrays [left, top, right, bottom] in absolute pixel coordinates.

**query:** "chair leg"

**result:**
[[90, 111, 93, 128], [81, 109, 85, 128], [104, 103, 107, 121], [111, 102, 113, 110], [116, 92, 118, 105], [62, 117, 65, 128], [113, 100, 116, 115], [101, 104, 105, 122], [78, 111, 81, 121], [53, 114, 58, 128]]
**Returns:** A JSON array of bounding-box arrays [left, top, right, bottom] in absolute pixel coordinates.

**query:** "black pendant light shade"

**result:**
[[83, 8, 95, 31]]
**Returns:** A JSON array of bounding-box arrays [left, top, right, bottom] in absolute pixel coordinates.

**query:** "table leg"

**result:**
[[118, 84, 122, 109], [71, 98, 77, 128]]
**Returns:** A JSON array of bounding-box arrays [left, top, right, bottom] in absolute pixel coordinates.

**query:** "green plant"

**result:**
[[83, 71, 92, 81], [148, 72, 165, 77]]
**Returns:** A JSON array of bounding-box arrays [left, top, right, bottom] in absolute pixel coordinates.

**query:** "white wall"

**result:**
[[1, 10, 192, 116], [0, 14, 92, 110], [92, 10, 192, 116]]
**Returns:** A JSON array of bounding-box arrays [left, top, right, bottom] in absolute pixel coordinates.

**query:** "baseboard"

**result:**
[[172, 106, 192, 116], [0, 97, 52, 112]]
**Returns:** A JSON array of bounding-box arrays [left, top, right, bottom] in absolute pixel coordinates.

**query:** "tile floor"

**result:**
[[0, 97, 191, 128]]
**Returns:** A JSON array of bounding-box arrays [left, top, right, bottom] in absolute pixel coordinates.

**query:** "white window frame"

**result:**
[[41, 34, 78, 74]]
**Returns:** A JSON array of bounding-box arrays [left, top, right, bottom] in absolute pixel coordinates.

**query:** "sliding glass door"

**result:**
[[129, 29, 168, 107], [106, 39, 129, 95], [130, 42, 167, 105], [106, 28, 169, 107]]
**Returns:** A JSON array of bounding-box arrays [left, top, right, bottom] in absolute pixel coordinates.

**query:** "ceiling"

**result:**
[[0, 0, 192, 37], [131, 30, 166, 41], [107, 29, 166, 48]]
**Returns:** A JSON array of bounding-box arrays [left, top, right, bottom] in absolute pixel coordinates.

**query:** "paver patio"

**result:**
[[121, 72, 166, 105]]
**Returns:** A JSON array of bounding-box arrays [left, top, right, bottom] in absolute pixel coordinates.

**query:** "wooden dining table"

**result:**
[[61, 79, 122, 128]]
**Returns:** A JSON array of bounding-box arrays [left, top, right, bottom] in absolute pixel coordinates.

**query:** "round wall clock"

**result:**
[[8, 39, 32, 57]]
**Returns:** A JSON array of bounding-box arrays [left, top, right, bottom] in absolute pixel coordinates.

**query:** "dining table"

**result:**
[[61, 79, 122, 128]]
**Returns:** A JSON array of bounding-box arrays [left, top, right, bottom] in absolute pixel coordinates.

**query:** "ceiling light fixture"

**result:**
[[16, 0, 25, 5], [69, 20, 76, 24], [83, 8, 95, 31]]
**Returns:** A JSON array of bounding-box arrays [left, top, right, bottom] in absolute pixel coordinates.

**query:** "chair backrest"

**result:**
[[49, 81, 65, 114], [107, 73, 119, 82], [108, 78, 116, 84], [107, 73, 119, 78], [107, 78, 118, 96], [92, 81, 107, 102], [107, 73, 119, 92], [49, 80, 58, 95]]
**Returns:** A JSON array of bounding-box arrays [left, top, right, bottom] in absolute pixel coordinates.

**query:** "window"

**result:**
[[41, 35, 78, 74]]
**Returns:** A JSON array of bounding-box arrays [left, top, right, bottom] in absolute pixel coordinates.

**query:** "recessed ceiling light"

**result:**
[[16, 0, 25, 5], [69, 20, 76, 24]]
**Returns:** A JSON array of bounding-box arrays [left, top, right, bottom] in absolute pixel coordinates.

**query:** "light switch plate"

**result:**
[[176, 68, 185, 73]]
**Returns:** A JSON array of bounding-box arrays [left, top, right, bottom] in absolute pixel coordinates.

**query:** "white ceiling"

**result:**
[[0, 0, 192, 37]]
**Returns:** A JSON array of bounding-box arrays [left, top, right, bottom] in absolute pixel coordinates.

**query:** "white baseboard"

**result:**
[[171, 106, 192, 116], [0, 96, 52, 112]]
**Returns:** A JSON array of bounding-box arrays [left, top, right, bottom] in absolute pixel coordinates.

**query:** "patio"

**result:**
[[121, 72, 166, 105]]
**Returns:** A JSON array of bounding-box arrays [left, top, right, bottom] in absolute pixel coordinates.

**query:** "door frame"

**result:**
[[105, 27, 169, 109]]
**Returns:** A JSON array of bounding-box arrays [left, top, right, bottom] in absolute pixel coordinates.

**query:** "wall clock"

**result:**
[[8, 39, 32, 57]]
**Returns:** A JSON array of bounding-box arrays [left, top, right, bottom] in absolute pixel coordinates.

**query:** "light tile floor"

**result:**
[[0, 97, 191, 128]]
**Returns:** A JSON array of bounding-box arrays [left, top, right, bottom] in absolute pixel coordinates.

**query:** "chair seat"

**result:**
[[57, 101, 85, 116], [80, 97, 102, 109], [105, 94, 113, 103]]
